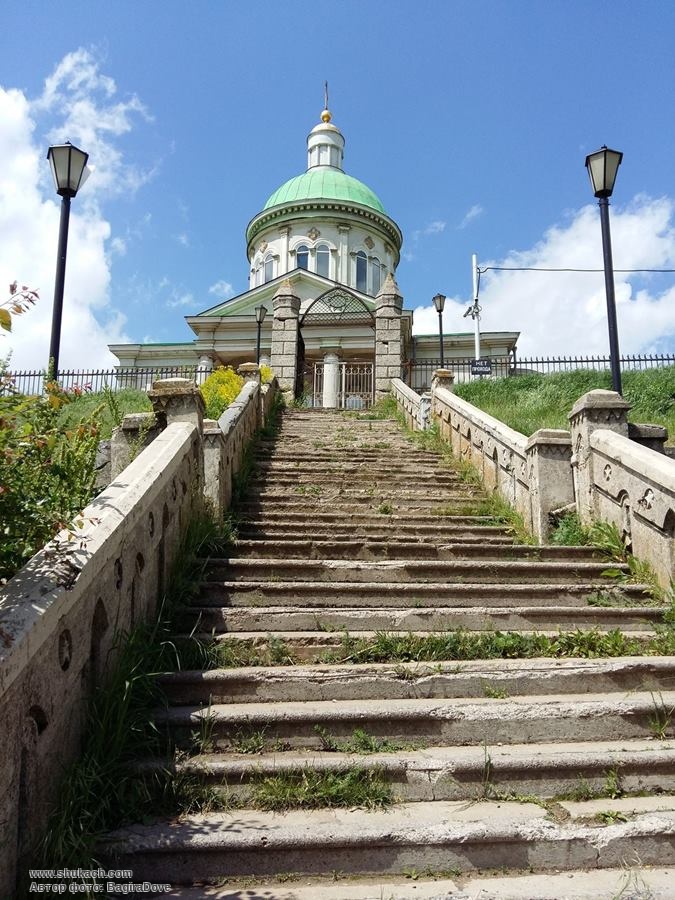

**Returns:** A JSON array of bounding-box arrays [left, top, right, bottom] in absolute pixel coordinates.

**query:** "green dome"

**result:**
[[263, 170, 385, 214]]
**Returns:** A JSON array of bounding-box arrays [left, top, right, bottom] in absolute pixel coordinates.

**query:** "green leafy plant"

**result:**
[[250, 768, 393, 811]]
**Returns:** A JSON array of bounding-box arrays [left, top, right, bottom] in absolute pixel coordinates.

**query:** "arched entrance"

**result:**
[[297, 287, 376, 408]]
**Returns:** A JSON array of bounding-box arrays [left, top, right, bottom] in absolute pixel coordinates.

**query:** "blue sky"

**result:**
[[2, 0, 675, 368]]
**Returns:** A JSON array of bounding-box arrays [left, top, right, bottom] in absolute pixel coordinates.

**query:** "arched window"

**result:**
[[255, 266, 262, 287], [371, 257, 381, 295], [355, 251, 367, 293], [297, 244, 309, 270], [316, 243, 330, 278], [264, 254, 274, 283]]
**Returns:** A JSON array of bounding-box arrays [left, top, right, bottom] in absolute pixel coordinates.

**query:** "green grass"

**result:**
[[314, 725, 422, 754], [249, 768, 393, 811], [57, 387, 151, 439], [454, 367, 675, 441]]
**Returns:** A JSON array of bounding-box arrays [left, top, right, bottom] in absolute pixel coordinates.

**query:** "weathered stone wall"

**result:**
[[391, 378, 430, 432], [570, 390, 675, 587], [0, 422, 200, 896], [394, 379, 673, 579], [0, 371, 279, 896], [428, 383, 573, 543]]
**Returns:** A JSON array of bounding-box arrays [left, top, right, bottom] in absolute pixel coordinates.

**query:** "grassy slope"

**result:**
[[57, 389, 152, 439], [454, 367, 675, 442]]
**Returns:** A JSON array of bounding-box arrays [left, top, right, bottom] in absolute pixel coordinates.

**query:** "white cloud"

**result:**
[[0, 49, 150, 370], [166, 292, 194, 309], [412, 196, 675, 355], [175, 232, 190, 247], [424, 220, 446, 235], [208, 279, 234, 298], [458, 204, 483, 229]]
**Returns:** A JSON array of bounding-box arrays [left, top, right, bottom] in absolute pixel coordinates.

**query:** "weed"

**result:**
[[481, 682, 509, 699], [250, 768, 393, 811], [232, 728, 267, 755], [403, 866, 461, 880], [566, 776, 595, 802], [550, 512, 590, 546], [191, 702, 217, 754], [377, 502, 393, 515], [649, 691, 674, 740], [603, 767, 623, 799], [480, 741, 495, 799], [596, 809, 628, 825], [314, 725, 418, 754]]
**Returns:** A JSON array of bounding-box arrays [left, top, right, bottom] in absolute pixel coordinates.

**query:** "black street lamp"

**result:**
[[585, 145, 624, 394], [432, 293, 446, 367], [254, 304, 267, 364], [47, 142, 90, 380]]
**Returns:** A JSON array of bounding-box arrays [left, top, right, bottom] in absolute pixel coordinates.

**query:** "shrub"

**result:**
[[200, 367, 244, 420], [260, 364, 273, 384], [0, 380, 100, 581]]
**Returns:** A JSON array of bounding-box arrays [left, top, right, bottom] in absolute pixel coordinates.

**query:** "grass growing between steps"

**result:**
[[250, 768, 394, 811], [318, 626, 675, 664], [32, 515, 232, 882], [314, 725, 424, 754]]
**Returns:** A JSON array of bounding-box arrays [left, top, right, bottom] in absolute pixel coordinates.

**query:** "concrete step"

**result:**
[[234, 511, 506, 527], [180, 603, 662, 634], [235, 497, 483, 514], [205, 557, 630, 585], [156, 691, 675, 750], [185, 629, 659, 663], [153, 737, 675, 804], [100, 797, 675, 882], [158, 656, 675, 705], [158, 866, 675, 899], [236, 528, 516, 545], [242, 487, 482, 502], [227, 540, 602, 562], [196, 579, 649, 608]]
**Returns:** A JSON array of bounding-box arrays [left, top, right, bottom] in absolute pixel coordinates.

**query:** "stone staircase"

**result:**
[[103, 409, 675, 898]]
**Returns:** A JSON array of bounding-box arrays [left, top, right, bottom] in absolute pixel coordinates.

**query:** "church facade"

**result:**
[[109, 105, 518, 403]]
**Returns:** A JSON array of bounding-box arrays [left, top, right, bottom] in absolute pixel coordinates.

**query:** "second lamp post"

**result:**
[[432, 293, 446, 367], [254, 304, 267, 364]]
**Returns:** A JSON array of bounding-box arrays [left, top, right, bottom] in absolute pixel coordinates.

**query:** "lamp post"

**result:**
[[585, 145, 623, 394], [432, 293, 446, 368], [47, 142, 90, 380], [254, 304, 267, 364]]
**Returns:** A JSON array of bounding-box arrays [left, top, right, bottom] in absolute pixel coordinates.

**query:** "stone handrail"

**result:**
[[429, 385, 574, 542], [570, 389, 674, 586], [0, 370, 278, 895], [391, 378, 430, 431]]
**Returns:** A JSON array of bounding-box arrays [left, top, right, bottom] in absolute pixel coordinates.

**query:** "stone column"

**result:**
[[431, 368, 455, 394], [338, 226, 350, 285], [269, 279, 301, 398], [203, 419, 229, 517], [238, 362, 262, 385], [568, 389, 631, 524], [279, 225, 291, 276], [322, 351, 341, 408], [525, 429, 574, 542], [196, 353, 215, 385], [374, 274, 404, 399], [148, 377, 206, 497]]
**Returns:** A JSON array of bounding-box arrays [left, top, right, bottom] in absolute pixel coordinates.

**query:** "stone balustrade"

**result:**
[[0, 368, 278, 896], [390, 378, 431, 431]]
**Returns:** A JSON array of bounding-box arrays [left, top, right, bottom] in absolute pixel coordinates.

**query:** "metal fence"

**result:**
[[303, 362, 374, 409], [404, 353, 675, 393], [2, 367, 213, 396]]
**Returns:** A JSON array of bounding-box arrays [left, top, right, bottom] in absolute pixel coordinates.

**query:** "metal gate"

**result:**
[[309, 362, 374, 409]]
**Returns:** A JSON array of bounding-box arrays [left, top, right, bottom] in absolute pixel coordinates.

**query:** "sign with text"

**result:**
[[471, 358, 492, 376]]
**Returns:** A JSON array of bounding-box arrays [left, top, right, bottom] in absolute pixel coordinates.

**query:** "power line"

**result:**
[[479, 266, 675, 274]]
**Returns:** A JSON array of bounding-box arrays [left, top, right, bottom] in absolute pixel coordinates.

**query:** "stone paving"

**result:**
[[101, 409, 675, 898]]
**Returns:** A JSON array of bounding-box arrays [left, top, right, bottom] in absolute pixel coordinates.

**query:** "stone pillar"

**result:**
[[196, 353, 215, 384], [375, 274, 403, 399], [238, 362, 262, 385], [418, 392, 432, 431], [148, 377, 206, 498], [322, 351, 341, 408], [269, 279, 301, 398], [568, 389, 631, 524], [110, 412, 164, 479], [431, 368, 455, 394], [525, 429, 574, 542], [203, 419, 229, 517], [338, 225, 350, 284]]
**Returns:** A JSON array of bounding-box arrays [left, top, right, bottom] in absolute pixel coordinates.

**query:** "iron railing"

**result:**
[[309, 362, 374, 409], [2, 367, 214, 397], [404, 353, 675, 392]]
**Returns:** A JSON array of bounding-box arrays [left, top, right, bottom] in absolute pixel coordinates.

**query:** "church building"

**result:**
[[109, 103, 518, 405]]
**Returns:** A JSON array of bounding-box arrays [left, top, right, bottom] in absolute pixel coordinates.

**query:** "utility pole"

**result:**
[[472, 253, 481, 361]]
